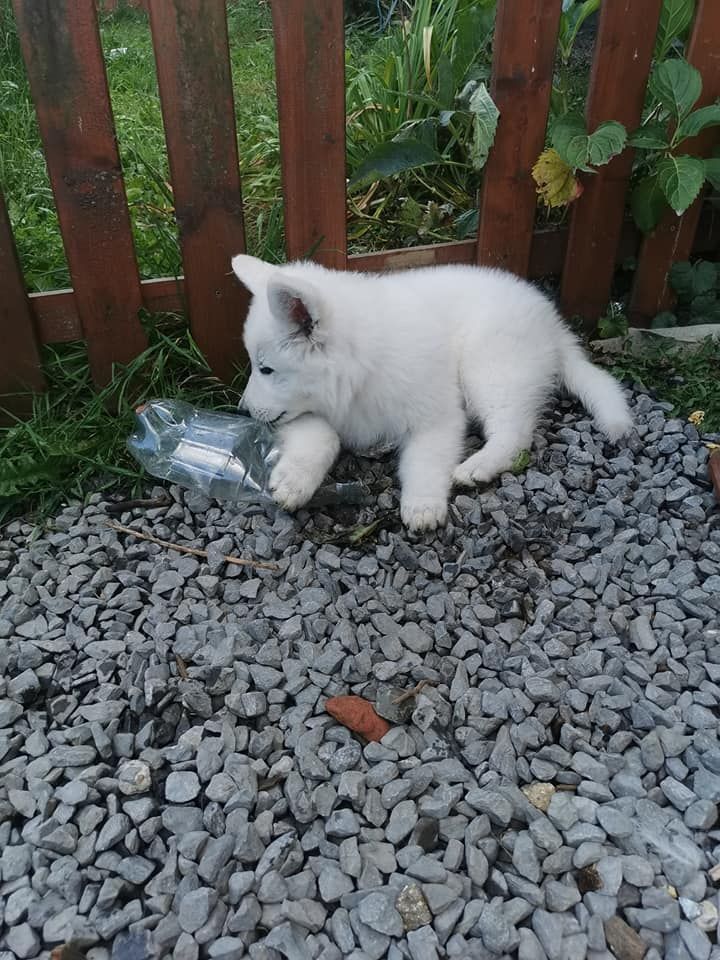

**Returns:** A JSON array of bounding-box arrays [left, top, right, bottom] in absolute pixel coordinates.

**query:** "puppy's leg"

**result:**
[[399, 412, 465, 532], [454, 371, 542, 486], [270, 415, 340, 510]]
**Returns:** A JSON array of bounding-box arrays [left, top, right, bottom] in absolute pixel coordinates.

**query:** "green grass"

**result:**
[[0, 317, 246, 525], [609, 337, 720, 433], [0, 0, 282, 290]]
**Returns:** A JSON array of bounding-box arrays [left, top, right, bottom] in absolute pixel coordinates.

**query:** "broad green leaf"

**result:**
[[468, 82, 499, 171], [649, 59, 702, 121], [628, 122, 670, 150], [656, 154, 706, 214], [454, 6, 496, 88], [436, 54, 454, 111], [551, 115, 626, 170], [631, 174, 667, 232], [691, 261, 718, 296], [550, 113, 588, 168], [454, 208, 479, 239], [532, 148, 583, 207], [654, 0, 696, 60], [669, 261, 695, 298], [586, 121, 627, 166], [704, 157, 720, 190], [348, 139, 443, 190], [676, 103, 720, 141]]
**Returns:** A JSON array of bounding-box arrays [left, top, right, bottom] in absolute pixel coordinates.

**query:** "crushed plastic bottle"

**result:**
[[127, 399, 368, 507]]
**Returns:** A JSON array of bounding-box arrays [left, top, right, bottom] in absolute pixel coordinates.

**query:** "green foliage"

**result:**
[[0, 317, 245, 523], [557, 0, 600, 66], [610, 336, 720, 432], [551, 114, 627, 172], [662, 259, 720, 326], [348, 139, 443, 189], [629, 60, 720, 231], [654, 0, 696, 61]]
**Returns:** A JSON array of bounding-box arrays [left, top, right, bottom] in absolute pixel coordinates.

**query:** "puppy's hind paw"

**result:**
[[401, 497, 448, 533]]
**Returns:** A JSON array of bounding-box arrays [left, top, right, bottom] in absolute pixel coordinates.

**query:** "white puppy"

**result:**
[[231, 254, 633, 532]]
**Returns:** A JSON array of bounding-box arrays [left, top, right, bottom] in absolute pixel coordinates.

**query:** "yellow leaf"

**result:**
[[706, 442, 720, 452], [688, 409, 705, 426], [532, 148, 584, 208]]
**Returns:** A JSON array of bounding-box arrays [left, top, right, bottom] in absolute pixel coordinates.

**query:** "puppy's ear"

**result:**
[[230, 254, 275, 296], [267, 276, 325, 343]]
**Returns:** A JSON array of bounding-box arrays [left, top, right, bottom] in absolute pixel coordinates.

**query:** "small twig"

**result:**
[[175, 655, 189, 679], [105, 520, 279, 571], [392, 679, 433, 705], [104, 494, 172, 515]]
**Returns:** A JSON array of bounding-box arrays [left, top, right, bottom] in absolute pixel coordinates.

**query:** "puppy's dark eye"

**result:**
[[259, 366, 274, 376]]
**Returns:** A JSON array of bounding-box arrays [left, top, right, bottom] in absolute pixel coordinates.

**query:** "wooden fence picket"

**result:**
[[560, 0, 663, 326], [12, 0, 147, 385], [149, 0, 249, 382], [629, 0, 720, 326], [271, 0, 347, 269], [476, 0, 562, 277], [0, 190, 45, 417]]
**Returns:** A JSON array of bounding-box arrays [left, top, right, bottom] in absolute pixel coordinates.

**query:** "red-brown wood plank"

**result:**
[[271, 0, 347, 269], [29, 204, 720, 344], [629, 0, 720, 325], [476, 0, 562, 276], [560, 0, 663, 327], [149, 0, 248, 382], [12, 0, 147, 385], [0, 190, 45, 417]]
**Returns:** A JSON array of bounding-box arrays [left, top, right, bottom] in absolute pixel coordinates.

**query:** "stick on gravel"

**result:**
[[105, 520, 279, 570]]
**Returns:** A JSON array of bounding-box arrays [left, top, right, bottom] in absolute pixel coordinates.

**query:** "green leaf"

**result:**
[[454, 6, 496, 88], [676, 103, 720, 141], [628, 122, 670, 150], [649, 59, 702, 121], [631, 174, 667, 232], [669, 261, 695, 298], [454, 208, 479, 239], [348, 139, 443, 190], [550, 113, 588, 168], [656, 154, 706, 214], [468, 82, 499, 171], [704, 157, 720, 190], [586, 121, 627, 166], [436, 54, 454, 111], [692, 261, 718, 295], [551, 114, 626, 170], [654, 0, 696, 60]]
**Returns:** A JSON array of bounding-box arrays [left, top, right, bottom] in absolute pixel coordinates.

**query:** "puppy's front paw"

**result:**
[[269, 460, 319, 511], [401, 497, 448, 533]]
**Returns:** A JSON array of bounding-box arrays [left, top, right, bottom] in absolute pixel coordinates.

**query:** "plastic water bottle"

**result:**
[[127, 399, 368, 507]]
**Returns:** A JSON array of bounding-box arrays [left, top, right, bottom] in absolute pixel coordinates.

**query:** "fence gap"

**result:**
[[0, 191, 45, 418], [149, 0, 249, 383], [476, 0, 562, 276], [12, 0, 147, 386], [629, 0, 720, 326], [272, 0, 347, 269], [560, 0, 663, 327]]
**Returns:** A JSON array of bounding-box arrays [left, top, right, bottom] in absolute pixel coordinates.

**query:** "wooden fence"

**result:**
[[2, 0, 720, 410]]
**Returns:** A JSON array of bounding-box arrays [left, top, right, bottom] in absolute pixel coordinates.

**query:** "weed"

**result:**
[[0, 317, 245, 524], [609, 336, 720, 432]]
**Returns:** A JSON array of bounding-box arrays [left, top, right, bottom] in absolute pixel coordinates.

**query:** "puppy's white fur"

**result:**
[[232, 255, 633, 532]]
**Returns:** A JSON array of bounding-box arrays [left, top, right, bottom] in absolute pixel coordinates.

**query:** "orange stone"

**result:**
[[324, 695, 391, 742]]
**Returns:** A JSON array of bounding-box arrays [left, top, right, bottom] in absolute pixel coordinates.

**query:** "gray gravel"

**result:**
[[1, 388, 720, 960]]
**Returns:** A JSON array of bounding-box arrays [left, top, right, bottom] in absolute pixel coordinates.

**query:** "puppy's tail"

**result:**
[[559, 336, 633, 442]]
